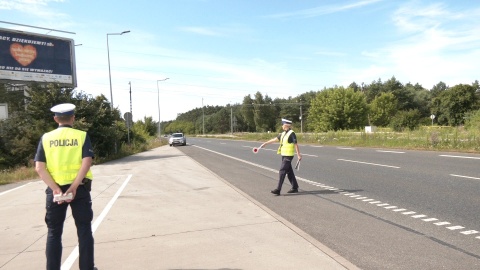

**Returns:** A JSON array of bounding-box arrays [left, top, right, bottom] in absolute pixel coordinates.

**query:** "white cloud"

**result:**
[[0, 0, 67, 18], [265, 0, 383, 19], [343, 2, 480, 88]]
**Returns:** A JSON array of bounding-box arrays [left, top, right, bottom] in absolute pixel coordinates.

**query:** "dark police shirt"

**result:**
[[276, 129, 297, 144], [34, 126, 94, 163]]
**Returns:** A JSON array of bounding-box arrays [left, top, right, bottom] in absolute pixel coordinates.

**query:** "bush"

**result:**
[[465, 109, 480, 131], [390, 109, 422, 131]]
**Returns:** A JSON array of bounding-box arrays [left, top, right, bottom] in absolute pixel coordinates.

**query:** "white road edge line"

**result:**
[[0, 182, 32, 196], [440, 154, 480, 160], [450, 174, 480, 181], [376, 150, 405, 154], [337, 159, 400, 169], [61, 174, 133, 270]]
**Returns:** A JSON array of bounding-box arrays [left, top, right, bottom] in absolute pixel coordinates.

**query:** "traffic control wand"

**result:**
[[295, 159, 301, 170]]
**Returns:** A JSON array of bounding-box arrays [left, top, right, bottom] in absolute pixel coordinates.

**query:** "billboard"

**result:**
[[0, 27, 76, 87]]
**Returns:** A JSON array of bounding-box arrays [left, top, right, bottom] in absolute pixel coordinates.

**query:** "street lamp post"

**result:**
[[107, 30, 130, 109], [157, 78, 169, 137]]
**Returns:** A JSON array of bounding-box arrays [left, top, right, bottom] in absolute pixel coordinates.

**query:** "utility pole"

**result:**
[[300, 103, 303, 133]]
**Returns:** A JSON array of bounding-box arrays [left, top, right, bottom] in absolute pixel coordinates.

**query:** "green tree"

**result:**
[[164, 120, 194, 134], [406, 83, 431, 117], [252, 92, 276, 132], [0, 84, 26, 113], [431, 84, 478, 126], [369, 92, 398, 127], [241, 94, 255, 132], [430, 81, 448, 99], [138, 116, 157, 136], [363, 78, 383, 103], [308, 87, 368, 132], [209, 107, 231, 133]]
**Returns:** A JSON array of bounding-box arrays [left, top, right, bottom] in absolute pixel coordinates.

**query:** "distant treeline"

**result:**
[[1, 77, 479, 170], [162, 77, 480, 134]]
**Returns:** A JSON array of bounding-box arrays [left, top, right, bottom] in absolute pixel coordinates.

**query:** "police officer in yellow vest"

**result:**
[[259, 118, 302, 195], [34, 103, 97, 270]]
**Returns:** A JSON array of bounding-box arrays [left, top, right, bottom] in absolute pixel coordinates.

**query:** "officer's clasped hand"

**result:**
[[53, 193, 73, 203]]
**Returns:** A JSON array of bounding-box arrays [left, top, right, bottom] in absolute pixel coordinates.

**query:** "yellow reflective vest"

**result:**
[[42, 128, 93, 185], [277, 129, 295, 156]]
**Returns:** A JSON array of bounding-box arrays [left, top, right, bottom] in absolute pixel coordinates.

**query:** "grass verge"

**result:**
[[0, 138, 166, 186]]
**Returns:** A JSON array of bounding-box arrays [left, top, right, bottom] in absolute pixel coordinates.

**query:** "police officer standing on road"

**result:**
[[259, 118, 302, 195], [34, 103, 97, 270]]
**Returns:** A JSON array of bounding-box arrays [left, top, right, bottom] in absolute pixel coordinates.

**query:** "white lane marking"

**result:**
[[440, 154, 480, 160], [0, 182, 33, 196], [193, 145, 479, 240], [220, 143, 226, 145], [450, 174, 480, 181], [434, 222, 451, 226], [338, 159, 400, 169], [309, 145, 324, 148], [377, 203, 390, 207], [384, 206, 397, 209], [376, 150, 405, 154], [195, 145, 279, 175], [461, 230, 479, 235], [303, 153, 319, 157], [61, 174, 133, 270], [337, 147, 355, 150], [447, 226, 465, 231]]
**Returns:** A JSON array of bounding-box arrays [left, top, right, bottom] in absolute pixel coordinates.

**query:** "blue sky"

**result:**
[[1, 0, 479, 121]]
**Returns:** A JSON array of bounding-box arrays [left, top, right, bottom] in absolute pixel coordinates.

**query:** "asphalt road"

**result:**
[[177, 137, 480, 270]]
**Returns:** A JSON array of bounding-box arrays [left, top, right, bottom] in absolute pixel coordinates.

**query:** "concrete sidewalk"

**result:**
[[89, 145, 357, 269]]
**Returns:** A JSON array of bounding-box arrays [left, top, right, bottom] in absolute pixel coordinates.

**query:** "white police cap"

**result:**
[[51, 103, 75, 116], [281, 118, 292, 125]]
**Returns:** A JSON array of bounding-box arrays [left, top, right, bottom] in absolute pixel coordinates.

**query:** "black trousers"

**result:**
[[45, 185, 94, 270], [277, 156, 299, 191]]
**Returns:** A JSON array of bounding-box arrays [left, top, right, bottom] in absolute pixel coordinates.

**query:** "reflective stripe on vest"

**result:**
[[277, 129, 295, 156], [42, 128, 93, 185]]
